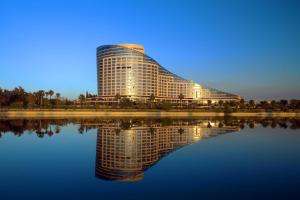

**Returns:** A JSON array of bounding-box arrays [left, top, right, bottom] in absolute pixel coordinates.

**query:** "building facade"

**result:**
[[96, 44, 240, 103]]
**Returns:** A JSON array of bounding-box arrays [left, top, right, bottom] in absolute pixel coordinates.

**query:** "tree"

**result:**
[[239, 98, 245, 109], [55, 93, 61, 105], [78, 94, 85, 108], [224, 104, 233, 113], [0, 87, 67, 109], [280, 99, 288, 106], [114, 94, 121, 107], [149, 93, 155, 109], [271, 100, 277, 110], [249, 100, 255, 109], [240, 98, 245, 105], [218, 100, 224, 107], [157, 101, 172, 110], [290, 99, 300, 110], [33, 92, 38, 106], [16, 86, 25, 100], [279, 99, 288, 111], [45, 91, 49, 99], [37, 90, 45, 107], [207, 100, 212, 106], [260, 101, 269, 110], [11, 86, 26, 107], [178, 93, 184, 108], [120, 97, 132, 108], [25, 93, 35, 108], [48, 90, 54, 100]]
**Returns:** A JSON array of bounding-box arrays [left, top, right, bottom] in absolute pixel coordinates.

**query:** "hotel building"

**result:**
[[96, 44, 240, 103]]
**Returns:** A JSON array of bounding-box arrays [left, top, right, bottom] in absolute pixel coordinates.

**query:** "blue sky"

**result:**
[[0, 0, 299, 100]]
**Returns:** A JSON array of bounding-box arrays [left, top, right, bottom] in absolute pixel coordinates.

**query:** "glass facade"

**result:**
[[97, 44, 240, 102]]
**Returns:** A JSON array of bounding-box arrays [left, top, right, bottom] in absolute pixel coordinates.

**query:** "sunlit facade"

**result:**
[[97, 44, 240, 103], [95, 120, 239, 181]]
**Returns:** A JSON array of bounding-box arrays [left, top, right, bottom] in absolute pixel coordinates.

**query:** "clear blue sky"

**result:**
[[0, 0, 299, 100]]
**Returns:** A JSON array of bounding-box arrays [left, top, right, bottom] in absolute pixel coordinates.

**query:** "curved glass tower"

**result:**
[[97, 44, 239, 103]]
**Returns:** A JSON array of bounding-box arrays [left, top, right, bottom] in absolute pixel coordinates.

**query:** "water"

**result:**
[[0, 117, 300, 200]]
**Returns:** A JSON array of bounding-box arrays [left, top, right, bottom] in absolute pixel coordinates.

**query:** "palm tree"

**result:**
[[149, 93, 155, 108], [271, 100, 277, 110], [25, 93, 35, 108], [178, 93, 184, 108], [48, 90, 54, 100], [14, 86, 26, 107], [55, 93, 61, 105], [33, 92, 38, 106], [249, 100, 255, 109], [218, 100, 224, 107], [280, 99, 288, 111], [207, 100, 212, 106], [114, 93, 121, 107], [240, 98, 245, 105], [37, 90, 45, 107], [45, 91, 49, 99], [79, 94, 85, 108], [239, 98, 245, 109], [17, 86, 25, 99]]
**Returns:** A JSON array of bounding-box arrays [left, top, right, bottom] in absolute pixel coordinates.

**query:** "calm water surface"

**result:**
[[0, 117, 300, 200]]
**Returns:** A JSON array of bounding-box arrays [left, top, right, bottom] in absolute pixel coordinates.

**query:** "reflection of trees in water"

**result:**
[[0, 117, 300, 138]]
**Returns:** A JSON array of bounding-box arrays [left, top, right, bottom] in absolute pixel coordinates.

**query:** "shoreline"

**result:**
[[1, 110, 300, 118]]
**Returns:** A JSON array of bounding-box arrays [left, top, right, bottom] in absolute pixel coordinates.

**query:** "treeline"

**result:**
[[78, 93, 300, 112], [215, 99, 300, 113], [0, 87, 73, 108], [1, 87, 300, 111]]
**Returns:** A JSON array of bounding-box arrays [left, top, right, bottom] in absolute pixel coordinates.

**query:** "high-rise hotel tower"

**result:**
[[97, 44, 239, 103]]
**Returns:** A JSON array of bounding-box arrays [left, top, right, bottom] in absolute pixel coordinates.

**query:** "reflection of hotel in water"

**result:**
[[95, 120, 239, 182]]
